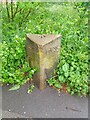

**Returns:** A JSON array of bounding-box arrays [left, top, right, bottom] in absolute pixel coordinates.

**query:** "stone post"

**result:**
[[26, 34, 61, 90]]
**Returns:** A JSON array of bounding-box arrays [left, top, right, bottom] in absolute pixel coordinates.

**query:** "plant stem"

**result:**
[[50, 75, 58, 79], [13, 3, 19, 19], [6, 0, 10, 22], [11, 0, 13, 22], [25, 9, 32, 20]]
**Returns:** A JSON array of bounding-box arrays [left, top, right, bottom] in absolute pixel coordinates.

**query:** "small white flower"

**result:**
[[15, 35, 18, 38]]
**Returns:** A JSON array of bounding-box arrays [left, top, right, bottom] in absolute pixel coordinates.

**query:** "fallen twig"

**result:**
[[66, 107, 81, 112]]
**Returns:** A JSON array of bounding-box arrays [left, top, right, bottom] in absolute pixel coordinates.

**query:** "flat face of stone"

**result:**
[[26, 34, 61, 90], [26, 34, 61, 46]]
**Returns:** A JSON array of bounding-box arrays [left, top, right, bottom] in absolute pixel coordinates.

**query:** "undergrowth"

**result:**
[[1, 2, 89, 95]]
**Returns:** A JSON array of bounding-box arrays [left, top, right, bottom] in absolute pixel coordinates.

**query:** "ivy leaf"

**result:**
[[58, 76, 65, 83], [64, 71, 69, 77], [9, 84, 20, 91], [54, 83, 62, 89], [62, 63, 69, 72]]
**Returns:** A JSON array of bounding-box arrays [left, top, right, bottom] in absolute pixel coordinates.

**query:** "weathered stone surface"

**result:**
[[26, 34, 61, 90]]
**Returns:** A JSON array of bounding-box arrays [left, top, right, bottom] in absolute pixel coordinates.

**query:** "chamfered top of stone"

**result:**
[[26, 34, 61, 46]]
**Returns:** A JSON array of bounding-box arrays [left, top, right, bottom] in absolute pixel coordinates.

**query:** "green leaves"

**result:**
[[9, 84, 20, 91], [64, 72, 69, 78], [47, 78, 56, 86], [47, 77, 62, 89], [2, 2, 88, 95], [1, 19, 36, 91], [47, 3, 88, 96], [58, 76, 65, 83], [62, 63, 69, 72], [54, 83, 62, 89], [27, 85, 35, 93]]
